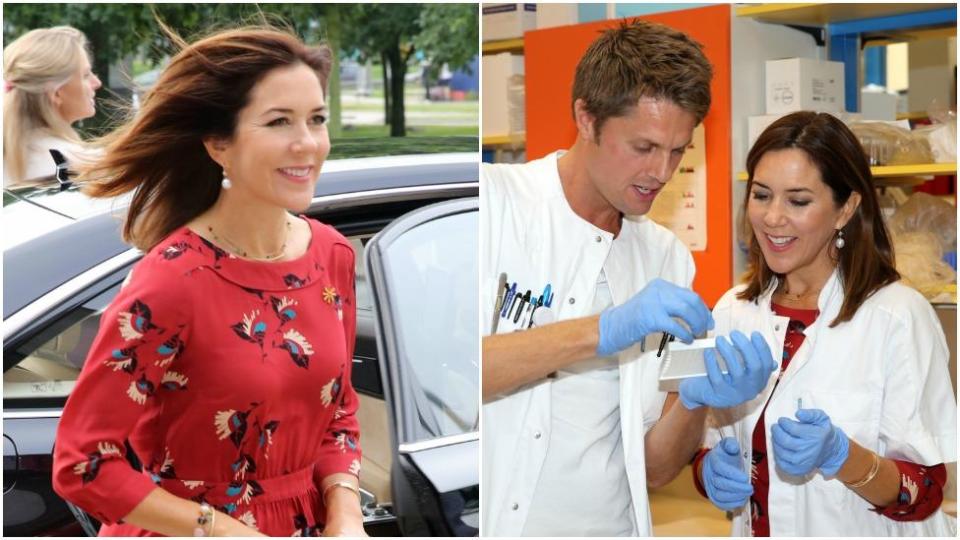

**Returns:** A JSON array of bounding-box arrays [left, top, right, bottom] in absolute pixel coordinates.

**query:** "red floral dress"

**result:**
[[693, 303, 946, 535], [52, 218, 361, 536]]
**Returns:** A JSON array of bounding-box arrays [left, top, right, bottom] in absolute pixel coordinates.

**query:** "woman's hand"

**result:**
[[771, 408, 849, 476], [321, 482, 367, 537]]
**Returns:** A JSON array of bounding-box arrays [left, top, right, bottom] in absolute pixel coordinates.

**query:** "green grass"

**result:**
[[329, 124, 477, 159], [338, 125, 477, 138], [343, 101, 478, 113]]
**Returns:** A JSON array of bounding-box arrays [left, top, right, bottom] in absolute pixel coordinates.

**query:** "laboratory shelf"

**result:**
[[734, 4, 951, 26], [482, 38, 524, 55], [482, 133, 526, 147], [736, 163, 957, 182]]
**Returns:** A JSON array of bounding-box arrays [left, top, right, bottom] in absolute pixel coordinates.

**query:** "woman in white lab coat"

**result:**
[[691, 111, 956, 536]]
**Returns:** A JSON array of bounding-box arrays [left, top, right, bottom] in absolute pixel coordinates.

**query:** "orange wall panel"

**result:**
[[524, 4, 732, 306]]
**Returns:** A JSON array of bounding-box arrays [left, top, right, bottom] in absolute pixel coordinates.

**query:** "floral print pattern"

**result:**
[[53, 219, 361, 535]]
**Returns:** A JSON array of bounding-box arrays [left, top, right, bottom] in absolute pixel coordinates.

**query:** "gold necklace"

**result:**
[[778, 285, 821, 303], [207, 219, 291, 262]]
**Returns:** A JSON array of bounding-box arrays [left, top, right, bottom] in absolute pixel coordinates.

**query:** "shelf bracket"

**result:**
[[785, 24, 826, 47]]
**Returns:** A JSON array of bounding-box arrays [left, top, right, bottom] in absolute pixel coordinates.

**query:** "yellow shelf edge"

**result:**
[[872, 163, 957, 177], [482, 132, 526, 146], [735, 3, 952, 26], [735, 4, 818, 18], [736, 163, 956, 181], [482, 38, 524, 55]]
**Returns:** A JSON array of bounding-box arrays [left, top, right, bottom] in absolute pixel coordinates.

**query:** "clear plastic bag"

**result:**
[[888, 192, 957, 300], [913, 99, 957, 163], [888, 192, 956, 252], [848, 122, 934, 165]]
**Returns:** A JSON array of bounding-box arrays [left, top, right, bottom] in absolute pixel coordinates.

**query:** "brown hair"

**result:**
[[81, 25, 332, 250], [571, 18, 713, 138], [738, 111, 899, 326]]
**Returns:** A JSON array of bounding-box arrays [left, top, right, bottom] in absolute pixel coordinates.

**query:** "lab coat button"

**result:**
[[511, 502, 519, 510], [568, 297, 575, 305], [595, 235, 602, 243], [775, 324, 781, 331], [534, 431, 542, 439]]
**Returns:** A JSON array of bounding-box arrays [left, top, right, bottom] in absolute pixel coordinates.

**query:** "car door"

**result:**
[[364, 198, 479, 537]]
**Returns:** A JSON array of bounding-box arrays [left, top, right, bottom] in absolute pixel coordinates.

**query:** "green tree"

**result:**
[[341, 3, 422, 137], [3, 4, 343, 135], [415, 4, 478, 87], [341, 3, 477, 137]]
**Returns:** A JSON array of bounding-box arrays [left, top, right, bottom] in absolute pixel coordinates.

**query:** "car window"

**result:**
[[4, 234, 377, 401], [374, 209, 479, 442], [350, 236, 374, 312], [4, 283, 120, 400]]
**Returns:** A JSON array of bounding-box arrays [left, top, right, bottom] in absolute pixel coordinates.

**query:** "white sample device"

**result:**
[[658, 337, 729, 381]]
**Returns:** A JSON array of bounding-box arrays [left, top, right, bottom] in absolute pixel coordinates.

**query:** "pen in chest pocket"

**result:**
[[501, 282, 517, 318], [513, 290, 531, 323], [523, 295, 541, 328], [492, 273, 508, 334]]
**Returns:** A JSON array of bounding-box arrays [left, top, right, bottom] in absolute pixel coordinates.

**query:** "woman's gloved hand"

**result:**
[[702, 438, 753, 511], [597, 278, 713, 356], [679, 331, 778, 410], [771, 408, 850, 476]]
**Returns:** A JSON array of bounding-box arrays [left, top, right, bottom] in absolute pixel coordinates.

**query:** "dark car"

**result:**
[[3, 153, 479, 537]]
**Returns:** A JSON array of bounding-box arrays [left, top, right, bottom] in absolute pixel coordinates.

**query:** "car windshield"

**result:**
[[377, 208, 479, 442]]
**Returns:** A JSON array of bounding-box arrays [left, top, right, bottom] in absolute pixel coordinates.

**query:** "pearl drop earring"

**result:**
[[221, 171, 232, 190], [835, 229, 845, 249]]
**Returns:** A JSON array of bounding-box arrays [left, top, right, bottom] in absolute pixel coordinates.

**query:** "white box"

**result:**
[[747, 114, 784, 150], [860, 91, 898, 121], [482, 3, 538, 42], [765, 58, 845, 114], [536, 4, 577, 30], [482, 53, 525, 136]]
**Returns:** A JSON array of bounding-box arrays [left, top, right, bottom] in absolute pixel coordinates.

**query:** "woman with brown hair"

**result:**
[[51, 26, 365, 537], [690, 111, 956, 536]]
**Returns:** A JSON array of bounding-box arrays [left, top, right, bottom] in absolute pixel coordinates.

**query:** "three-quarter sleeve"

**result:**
[[52, 258, 190, 524], [872, 461, 947, 521], [315, 240, 362, 481]]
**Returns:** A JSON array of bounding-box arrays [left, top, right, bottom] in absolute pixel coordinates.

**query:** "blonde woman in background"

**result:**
[[3, 25, 102, 187]]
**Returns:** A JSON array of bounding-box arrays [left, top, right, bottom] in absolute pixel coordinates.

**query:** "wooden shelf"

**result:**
[[482, 133, 526, 147], [735, 3, 951, 26], [482, 38, 524, 55], [736, 162, 957, 181]]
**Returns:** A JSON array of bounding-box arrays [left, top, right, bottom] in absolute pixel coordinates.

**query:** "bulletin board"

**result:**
[[524, 4, 732, 306]]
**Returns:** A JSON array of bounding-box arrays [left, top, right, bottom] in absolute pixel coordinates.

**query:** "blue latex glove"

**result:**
[[771, 408, 850, 477], [702, 438, 753, 511], [597, 278, 713, 356], [678, 331, 778, 410]]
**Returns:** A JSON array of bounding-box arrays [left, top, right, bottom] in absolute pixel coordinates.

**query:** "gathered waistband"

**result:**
[[156, 462, 317, 507]]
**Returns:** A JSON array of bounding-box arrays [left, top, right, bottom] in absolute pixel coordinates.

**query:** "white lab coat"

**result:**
[[480, 152, 695, 536], [706, 271, 957, 536]]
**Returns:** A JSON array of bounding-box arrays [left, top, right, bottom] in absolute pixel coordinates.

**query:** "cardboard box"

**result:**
[[536, 4, 577, 30], [482, 53, 525, 136], [860, 91, 898, 121], [765, 58, 845, 114], [482, 3, 537, 42]]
